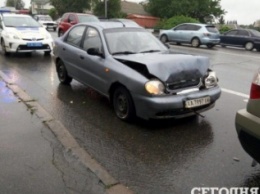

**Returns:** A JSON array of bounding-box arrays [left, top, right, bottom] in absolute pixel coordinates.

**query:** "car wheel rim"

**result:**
[[116, 93, 128, 119], [246, 43, 253, 50], [161, 36, 166, 43], [58, 65, 65, 81], [192, 39, 199, 47]]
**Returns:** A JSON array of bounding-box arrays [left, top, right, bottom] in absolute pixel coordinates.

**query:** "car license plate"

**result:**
[[27, 42, 42, 47], [185, 96, 210, 108]]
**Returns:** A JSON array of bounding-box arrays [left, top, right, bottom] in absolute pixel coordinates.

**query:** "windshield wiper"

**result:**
[[112, 51, 136, 55], [139, 49, 161, 53]]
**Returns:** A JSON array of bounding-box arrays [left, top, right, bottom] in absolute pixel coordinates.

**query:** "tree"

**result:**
[[49, 0, 91, 16], [5, 0, 25, 10], [93, 0, 126, 18], [219, 15, 225, 24], [145, 0, 225, 23]]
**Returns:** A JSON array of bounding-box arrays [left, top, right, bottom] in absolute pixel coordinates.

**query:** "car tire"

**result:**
[[58, 30, 64, 37], [207, 44, 215, 49], [1, 39, 10, 56], [44, 51, 51, 56], [245, 42, 254, 51], [191, 38, 200, 48], [160, 35, 168, 43], [176, 42, 181, 45], [25, 52, 32, 56], [53, 27, 56, 32], [57, 60, 72, 84], [113, 86, 136, 121]]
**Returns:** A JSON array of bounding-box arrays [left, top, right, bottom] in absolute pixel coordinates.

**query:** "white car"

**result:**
[[34, 15, 57, 32], [0, 13, 53, 56]]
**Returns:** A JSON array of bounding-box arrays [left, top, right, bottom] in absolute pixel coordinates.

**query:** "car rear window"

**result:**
[[77, 15, 99, 23], [206, 26, 219, 33]]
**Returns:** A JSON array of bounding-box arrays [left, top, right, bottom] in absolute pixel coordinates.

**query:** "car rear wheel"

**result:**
[[44, 51, 51, 56], [1, 39, 10, 56], [113, 86, 135, 121], [191, 38, 200, 47], [207, 44, 215, 49], [57, 60, 72, 84], [160, 35, 168, 43], [58, 30, 64, 37], [245, 42, 254, 51]]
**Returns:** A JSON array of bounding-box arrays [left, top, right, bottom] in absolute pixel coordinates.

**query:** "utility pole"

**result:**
[[105, 0, 107, 18]]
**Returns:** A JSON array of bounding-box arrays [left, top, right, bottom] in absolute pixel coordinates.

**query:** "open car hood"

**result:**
[[114, 53, 210, 83]]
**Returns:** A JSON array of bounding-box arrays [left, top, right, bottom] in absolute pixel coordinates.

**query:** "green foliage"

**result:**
[[49, 0, 91, 16], [157, 15, 199, 29], [48, 8, 58, 20], [145, 0, 225, 23], [218, 25, 232, 34], [5, 0, 25, 10], [219, 15, 225, 24], [93, 0, 124, 18]]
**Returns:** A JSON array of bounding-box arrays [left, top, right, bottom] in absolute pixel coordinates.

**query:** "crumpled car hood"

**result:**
[[114, 53, 210, 83]]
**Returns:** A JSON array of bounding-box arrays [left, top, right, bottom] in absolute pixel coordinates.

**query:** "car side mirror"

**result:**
[[87, 48, 104, 57]]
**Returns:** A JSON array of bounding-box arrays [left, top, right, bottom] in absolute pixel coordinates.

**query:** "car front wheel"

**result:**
[[113, 86, 135, 121], [245, 42, 254, 51], [1, 39, 10, 56], [57, 60, 72, 84]]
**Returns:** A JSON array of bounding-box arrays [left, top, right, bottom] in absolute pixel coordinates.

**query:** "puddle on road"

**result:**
[[0, 80, 17, 104]]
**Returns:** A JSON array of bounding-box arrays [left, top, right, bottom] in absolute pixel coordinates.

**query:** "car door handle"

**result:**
[[79, 55, 84, 60]]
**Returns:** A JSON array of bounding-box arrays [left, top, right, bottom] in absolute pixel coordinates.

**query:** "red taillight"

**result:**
[[250, 71, 260, 99]]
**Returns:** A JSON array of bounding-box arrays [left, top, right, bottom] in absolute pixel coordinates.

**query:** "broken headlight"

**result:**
[[204, 71, 218, 88], [145, 80, 165, 95]]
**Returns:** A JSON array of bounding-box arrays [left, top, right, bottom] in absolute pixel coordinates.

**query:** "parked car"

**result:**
[[159, 23, 220, 48], [53, 21, 221, 121], [220, 29, 260, 51], [235, 69, 260, 164], [0, 13, 53, 56], [34, 14, 57, 31], [57, 12, 99, 37]]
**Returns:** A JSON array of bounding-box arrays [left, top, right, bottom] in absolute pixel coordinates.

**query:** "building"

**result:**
[[31, 0, 54, 14]]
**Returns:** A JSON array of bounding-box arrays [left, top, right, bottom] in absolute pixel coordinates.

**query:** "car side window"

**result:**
[[186, 24, 200, 31], [65, 26, 85, 47], [226, 30, 237, 36], [237, 30, 249, 36], [175, 25, 187, 31], [83, 27, 102, 53], [61, 13, 68, 22], [68, 15, 76, 23]]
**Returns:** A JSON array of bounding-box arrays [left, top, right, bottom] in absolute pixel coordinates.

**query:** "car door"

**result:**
[[61, 25, 87, 80], [169, 24, 187, 42], [78, 27, 108, 94], [183, 24, 198, 43], [221, 30, 238, 45], [236, 30, 250, 46]]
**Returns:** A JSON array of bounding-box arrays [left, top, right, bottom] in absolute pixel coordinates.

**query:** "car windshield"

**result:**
[[104, 28, 168, 55], [3, 16, 41, 27], [249, 29, 260, 37], [78, 15, 99, 23], [38, 15, 53, 21]]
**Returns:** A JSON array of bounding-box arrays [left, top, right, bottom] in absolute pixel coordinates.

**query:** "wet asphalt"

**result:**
[[0, 32, 259, 193]]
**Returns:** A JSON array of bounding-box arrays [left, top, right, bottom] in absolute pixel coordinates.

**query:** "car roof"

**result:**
[[181, 23, 215, 27], [78, 21, 142, 29], [2, 13, 31, 18]]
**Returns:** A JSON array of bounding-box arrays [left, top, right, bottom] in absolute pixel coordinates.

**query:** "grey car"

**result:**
[[159, 23, 220, 48], [53, 21, 221, 121], [235, 69, 260, 164]]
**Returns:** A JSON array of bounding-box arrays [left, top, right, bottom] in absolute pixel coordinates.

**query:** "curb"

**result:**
[[0, 71, 134, 194]]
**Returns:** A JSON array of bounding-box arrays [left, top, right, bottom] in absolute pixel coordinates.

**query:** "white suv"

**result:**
[[0, 13, 53, 56]]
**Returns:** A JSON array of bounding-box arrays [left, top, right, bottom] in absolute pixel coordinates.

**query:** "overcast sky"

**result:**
[[1, 0, 260, 25]]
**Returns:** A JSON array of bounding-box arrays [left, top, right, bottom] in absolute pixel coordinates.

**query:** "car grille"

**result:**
[[239, 131, 260, 163], [46, 23, 54, 26], [166, 78, 201, 91], [18, 44, 50, 50], [23, 38, 44, 41]]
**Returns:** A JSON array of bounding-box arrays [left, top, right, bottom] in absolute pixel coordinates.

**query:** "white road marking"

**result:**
[[221, 88, 249, 99]]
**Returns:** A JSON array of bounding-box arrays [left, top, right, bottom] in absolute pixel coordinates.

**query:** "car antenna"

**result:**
[[111, 19, 125, 27]]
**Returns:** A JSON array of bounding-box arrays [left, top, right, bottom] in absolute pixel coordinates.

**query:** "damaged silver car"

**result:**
[[53, 21, 221, 121]]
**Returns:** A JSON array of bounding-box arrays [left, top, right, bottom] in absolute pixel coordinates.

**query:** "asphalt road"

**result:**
[[0, 32, 259, 193]]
